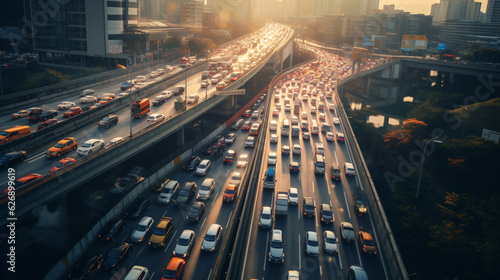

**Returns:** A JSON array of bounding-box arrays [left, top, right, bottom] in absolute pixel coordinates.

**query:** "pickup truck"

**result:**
[[275, 192, 289, 215]]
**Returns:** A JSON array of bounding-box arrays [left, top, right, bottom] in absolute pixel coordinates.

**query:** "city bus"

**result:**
[[132, 98, 150, 118]]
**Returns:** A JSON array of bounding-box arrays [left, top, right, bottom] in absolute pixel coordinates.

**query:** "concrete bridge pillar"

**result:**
[[177, 127, 184, 147]]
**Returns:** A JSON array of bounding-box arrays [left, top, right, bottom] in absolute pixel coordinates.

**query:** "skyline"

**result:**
[[378, 0, 488, 15]]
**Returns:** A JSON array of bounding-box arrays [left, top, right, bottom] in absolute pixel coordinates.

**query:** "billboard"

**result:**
[[353, 47, 369, 61], [401, 35, 428, 51], [437, 43, 446, 50]]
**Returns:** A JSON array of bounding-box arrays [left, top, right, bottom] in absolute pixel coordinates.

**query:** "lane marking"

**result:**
[[211, 194, 217, 206], [338, 248, 343, 269], [201, 217, 207, 229], [354, 237, 363, 267], [298, 205, 301, 220], [162, 209, 168, 217], [343, 187, 351, 219], [320, 265, 323, 276], [164, 230, 177, 253], [226, 210, 233, 228], [298, 234, 301, 270], [207, 269, 213, 280], [311, 180, 315, 193], [263, 231, 269, 271]]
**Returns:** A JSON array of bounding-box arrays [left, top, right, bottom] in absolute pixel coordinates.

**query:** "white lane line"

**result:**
[[320, 265, 323, 276], [338, 248, 343, 269], [343, 187, 351, 219], [367, 208, 390, 279], [190, 172, 194, 177], [150, 271, 156, 279], [312, 180, 315, 193], [263, 231, 269, 271], [164, 230, 177, 252], [226, 169, 230, 176], [334, 150, 339, 167], [211, 194, 217, 206], [298, 204, 301, 220], [0, 181, 7, 186], [162, 209, 168, 217], [354, 237, 363, 267], [226, 210, 233, 228], [207, 269, 213, 280], [27, 154, 46, 163], [328, 184, 331, 195], [201, 218, 207, 229], [298, 234, 302, 270]]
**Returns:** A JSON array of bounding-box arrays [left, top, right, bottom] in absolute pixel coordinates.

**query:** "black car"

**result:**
[[29, 109, 56, 122], [27, 108, 44, 120], [36, 119, 58, 130], [98, 219, 125, 241], [68, 254, 104, 279], [174, 182, 197, 206], [290, 161, 300, 173], [330, 164, 341, 181], [183, 156, 201, 171], [353, 188, 367, 214], [171, 86, 185, 95], [98, 115, 119, 128], [320, 204, 334, 224], [125, 198, 150, 219], [0, 151, 27, 168], [103, 242, 132, 270], [303, 197, 316, 217], [186, 201, 206, 223]]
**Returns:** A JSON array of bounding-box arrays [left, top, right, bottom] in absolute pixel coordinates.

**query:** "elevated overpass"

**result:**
[[0, 25, 295, 226]]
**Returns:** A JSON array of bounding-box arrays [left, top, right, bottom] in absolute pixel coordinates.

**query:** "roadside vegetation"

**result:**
[[347, 83, 500, 279]]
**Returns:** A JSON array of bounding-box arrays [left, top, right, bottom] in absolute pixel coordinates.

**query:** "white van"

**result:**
[[315, 143, 325, 155], [311, 120, 319, 135], [281, 119, 290, 136]]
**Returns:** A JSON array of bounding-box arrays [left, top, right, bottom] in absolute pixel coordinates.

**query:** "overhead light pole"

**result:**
[[414, 136, 444, 214]]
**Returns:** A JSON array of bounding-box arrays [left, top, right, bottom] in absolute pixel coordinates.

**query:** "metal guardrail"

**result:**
[[333, 71, 409, 280]]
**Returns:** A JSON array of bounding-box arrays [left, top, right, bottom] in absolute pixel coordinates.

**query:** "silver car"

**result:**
[[201, 224, 223, 252], [197, 178, 215, 201], [173, 230, 195, 258], [131, 216, 154, 243]]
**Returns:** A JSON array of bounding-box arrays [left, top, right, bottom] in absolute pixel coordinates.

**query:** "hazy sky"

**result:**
[[378, 0, 489, 15]]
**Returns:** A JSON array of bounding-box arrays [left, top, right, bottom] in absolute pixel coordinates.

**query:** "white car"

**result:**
[[201, 224, 223, 252], [108, 137, 124, 145], [230, 172, 242, 186], [156, 68, 165, 75], [284, 104, 291, 112], [147, 114, 165, 124], [197, 178, 215, 201], [195, 159, 211, 176], [305, 231, 320, 256], [173, 229, 195, 258], [289, 187, 299, 205], [301, 111, 308, 119], [292, 144, 301, 155], [237, 154, 249, 168], [268, 229, 285, 263], [333, 117, 340, 124], [131, 216, 154, 243], [251, 110, 259, 118], [187, 94, 200, 104], [267, 152, 277, 165], [344, 162, 356, 176], [291, 116, 299, 125], [152, 95, 166, 106], [288, 270, 300, 280], [79, 96, 98, 104], [80, 89, 94, 97], [77, 139, 104, 156], [323, 230, 339, 254], [160, 90, 172, 99], [310, 106, 317, 114], [124, 266, 149, 280], [259, 206, 272, 229], [134, 75, 147, 82], [270, 134, 279, 143], [157, 180, 180, 205], [58, 101, 75, 110]]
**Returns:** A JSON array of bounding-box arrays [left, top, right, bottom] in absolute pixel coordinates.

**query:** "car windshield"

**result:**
[[200, 184, 211, 191], [81, 143, 92, 148], [108, 249, 121, 258], [55, 162, 65, 168], [178, 237, 190, 246], [290, 193, 298, 198], [162, 269, 177, 279], [53, 143, 64, 148], [356, 198, 366, 205], [326, 237, 336, 243], [261, 213, 271, 219], [102, 117, 111, 121], [271, 240, 282, 248], [198, 164, 206, 169], [153, 227, 166, 235], [162, 186, 174, 193], [205, 234, 216, 241], [189, 206, 200, 213], [364, 239, 375, 246], [225, 189, 235, 195], [136, 225, 147, 231], [179, 189, 190, 196], [308, 239, 319, 246], [316, 162, 325, 167]]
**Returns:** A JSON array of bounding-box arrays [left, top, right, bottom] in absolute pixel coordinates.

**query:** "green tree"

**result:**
[[165, 36, 181, 50], [185, 37, 216, 56], [19, 69, 70, 91]]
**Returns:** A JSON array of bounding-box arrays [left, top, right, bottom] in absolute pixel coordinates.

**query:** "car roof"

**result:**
[[360, 231, 373, 240], [166, 257, 185, 270], [262, 206, 271, 214], [207, 224, 221, 234], [180, 229, 194, 239], [272, 229, 282, 240], [307, 231, 318, 240], [200, 159, 210, 164], [139, 216, 152, 225]]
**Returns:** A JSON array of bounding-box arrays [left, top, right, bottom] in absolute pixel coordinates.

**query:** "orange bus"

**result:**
[[132, 98, 150, 118]]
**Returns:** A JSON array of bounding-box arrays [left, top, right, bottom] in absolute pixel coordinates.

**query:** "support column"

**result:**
[[177, 127, 185, 147], [289, 44, 293, 68]]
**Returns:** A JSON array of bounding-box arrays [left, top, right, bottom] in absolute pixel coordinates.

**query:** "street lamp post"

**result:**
[[414, 136, 444, 214]]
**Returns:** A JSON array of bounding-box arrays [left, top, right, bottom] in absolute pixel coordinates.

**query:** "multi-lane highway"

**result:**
[[0, 23, 293, 191], [70, 99, 265, 280], [241, 50, 387, 280]]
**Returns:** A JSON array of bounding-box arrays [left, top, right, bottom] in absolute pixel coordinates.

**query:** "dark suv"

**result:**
[[174, 182, 197, 206], [98, 219, 126, 241], [125, 198, 150, 219], [330, 164, 341, 181], [98, 115, 119, 128]]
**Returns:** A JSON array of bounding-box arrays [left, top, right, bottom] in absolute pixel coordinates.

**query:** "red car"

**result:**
[[63, 107, 82, 118], [161, 257, 185, 280], [223, 184, 238, 202], [336, 133, 345, 142], [36, 119, 58, 130], [49, 158, 76, 173], [242, 110, 252, 117], [2, 173, 43, 194]]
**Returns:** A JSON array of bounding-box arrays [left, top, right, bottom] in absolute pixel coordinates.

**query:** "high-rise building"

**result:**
[[181, 1, 203, 27], [486, 0, 500, 22], [140, 0, 161, 19], [431, 0, 482, 24]]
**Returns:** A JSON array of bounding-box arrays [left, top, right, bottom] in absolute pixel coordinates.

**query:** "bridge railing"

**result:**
[[333, 71, 409, 279]]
